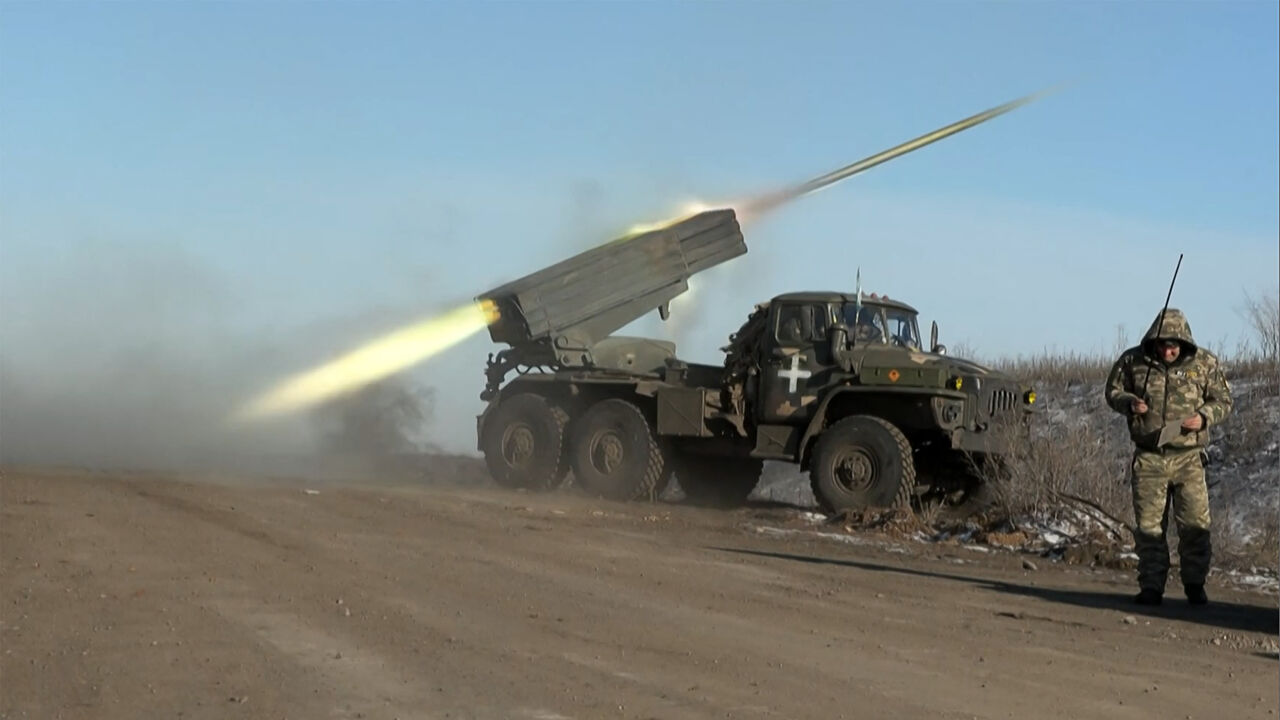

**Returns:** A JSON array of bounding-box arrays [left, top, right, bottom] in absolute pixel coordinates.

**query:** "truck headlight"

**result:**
[[933, 397, 965, 426]]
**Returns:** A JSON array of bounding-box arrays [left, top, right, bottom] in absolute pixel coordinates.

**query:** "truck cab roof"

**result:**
[[769, 291, 919, 315]]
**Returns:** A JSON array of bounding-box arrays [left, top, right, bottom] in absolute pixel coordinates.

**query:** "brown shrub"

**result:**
[[1214, 509, 1280, 573], [1217, 290, 1280, 397], [946, 304, 1277, 570], [989, 351, 1113, 387], [1240, 290, 1279, 363], [976, 415, 1133, 527]]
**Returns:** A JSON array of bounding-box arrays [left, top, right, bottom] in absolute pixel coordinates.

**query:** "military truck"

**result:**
[[474, 209, 1035, 513]]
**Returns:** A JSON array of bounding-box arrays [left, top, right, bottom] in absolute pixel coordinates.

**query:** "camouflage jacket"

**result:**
[[1105, 308, 1232, 451]]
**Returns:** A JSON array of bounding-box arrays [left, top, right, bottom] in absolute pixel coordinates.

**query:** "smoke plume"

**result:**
[[0, 241, 440, 476]]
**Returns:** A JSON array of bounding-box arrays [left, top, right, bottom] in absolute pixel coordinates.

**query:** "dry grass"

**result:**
[[977, 415, 1133, 525], [1240, 290, 1279, 362], [993, 348, 1276, 398], [1224, 290, 1279, 397], [944, 292, 1279, 573], [958, 406, 1274, 574], [857, 296, 1278, 573], [990, 352, 1113, 388], [1216, 512, 1280, 571], [979, 291, 1279, 394]]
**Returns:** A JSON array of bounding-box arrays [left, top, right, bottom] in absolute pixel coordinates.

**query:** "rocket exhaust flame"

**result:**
[[232, 300, 499, 422]]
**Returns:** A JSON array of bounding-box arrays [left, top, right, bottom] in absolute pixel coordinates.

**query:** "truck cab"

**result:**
[[738, 291, 1035, 511], [757, 292, 926, 425]]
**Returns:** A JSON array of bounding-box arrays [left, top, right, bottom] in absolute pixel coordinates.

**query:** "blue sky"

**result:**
[[2, 2, 1277, 457]]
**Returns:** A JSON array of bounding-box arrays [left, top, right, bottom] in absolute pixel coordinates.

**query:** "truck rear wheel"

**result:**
[[569, 399, 668, 501], [673, 454, 762, 507], [480, 393, 569, 490], [810, 415, 915, 513]]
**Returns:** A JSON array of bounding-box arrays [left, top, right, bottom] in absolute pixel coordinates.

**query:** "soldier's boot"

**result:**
[[1176, 519, 1212, 607], [1134, 588, 1163, 606], [1132, 529, 1170, 603], [1184, 584, 1208, 605]]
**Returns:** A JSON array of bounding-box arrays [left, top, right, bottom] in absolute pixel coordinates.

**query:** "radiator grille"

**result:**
[[987, 389, 1017, 415]]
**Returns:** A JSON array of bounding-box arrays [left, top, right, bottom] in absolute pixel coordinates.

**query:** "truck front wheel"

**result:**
[[569, 399, 668, 501], [480, 393, 569, 490], [810, 415, 915, 513]]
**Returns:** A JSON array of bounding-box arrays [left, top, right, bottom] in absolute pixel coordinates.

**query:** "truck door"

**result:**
[[757, 302, 832, 425]]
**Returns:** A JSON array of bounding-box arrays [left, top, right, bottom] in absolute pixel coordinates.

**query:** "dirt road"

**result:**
[[2, 466, 1276, 720]]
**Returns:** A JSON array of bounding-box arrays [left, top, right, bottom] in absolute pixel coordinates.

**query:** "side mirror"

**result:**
[[930, 320, 946, 355], [829, 323, 854, 370]]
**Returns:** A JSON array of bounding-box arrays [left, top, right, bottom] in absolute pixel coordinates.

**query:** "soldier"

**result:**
[[851, 310, 884, 344], [1105, 308, 1232, 606]]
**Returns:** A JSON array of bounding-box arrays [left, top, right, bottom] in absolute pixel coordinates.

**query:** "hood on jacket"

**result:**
[[1140, 307, 1198, 359]]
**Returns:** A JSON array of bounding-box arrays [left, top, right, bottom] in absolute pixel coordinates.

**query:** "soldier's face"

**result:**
[[1158, 341, 1181, 363]]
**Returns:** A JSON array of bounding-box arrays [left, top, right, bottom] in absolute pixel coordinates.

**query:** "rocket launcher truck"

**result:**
[[474, 209, 1037, 513]]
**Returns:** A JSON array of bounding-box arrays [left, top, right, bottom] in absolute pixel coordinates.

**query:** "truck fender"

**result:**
[[796, 387, 866, 466], [795, 386, 955, 466], [475, 401, 498, 452]]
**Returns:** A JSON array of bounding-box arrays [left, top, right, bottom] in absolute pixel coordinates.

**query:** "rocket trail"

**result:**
[[740, 87, 1054, 219], [229, 87, 1055, 424]]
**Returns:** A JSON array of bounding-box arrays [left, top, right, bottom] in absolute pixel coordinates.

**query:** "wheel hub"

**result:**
[[501, 423, 536, 468], [833, 449, 876, 493], [588, 431, 624, 475]]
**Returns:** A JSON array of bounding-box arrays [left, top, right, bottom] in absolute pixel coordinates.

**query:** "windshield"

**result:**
[[841, 303, 920, 349]]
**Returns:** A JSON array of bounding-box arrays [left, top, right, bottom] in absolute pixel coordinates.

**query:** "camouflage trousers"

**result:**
[[1130, 448, 1212, 591]]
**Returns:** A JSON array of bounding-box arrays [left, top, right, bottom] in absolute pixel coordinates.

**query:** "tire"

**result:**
[[480, 393, 569, 490], [809, 415, 915, 513], [569, 399, 668, 501], [673, 454, 762, 508]]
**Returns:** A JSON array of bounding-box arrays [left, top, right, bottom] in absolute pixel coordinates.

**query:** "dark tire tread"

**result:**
[[536, 405, 571, 490], [809, 414, 915, 513], [572, 399, 667, 502], [481, 393, 570, 491]]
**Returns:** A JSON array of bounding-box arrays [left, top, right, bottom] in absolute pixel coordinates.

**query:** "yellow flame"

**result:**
[[622, 200, 719, 236], [233, 299, 500, 422], [232, 200, 715, 426]]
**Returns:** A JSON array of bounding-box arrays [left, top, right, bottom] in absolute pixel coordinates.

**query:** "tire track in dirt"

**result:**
[[217, 481, 1263, 720], [106, 478, 986, 718], [209, 599, 436, 719], [104, 477, 765, 718], [4, 469, 1277, 720]]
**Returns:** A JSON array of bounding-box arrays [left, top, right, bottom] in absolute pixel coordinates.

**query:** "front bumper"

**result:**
[[948, 427, 1009, 453]]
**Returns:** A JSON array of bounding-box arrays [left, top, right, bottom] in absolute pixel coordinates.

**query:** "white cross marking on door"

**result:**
[[779, 354, 812, 393]]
